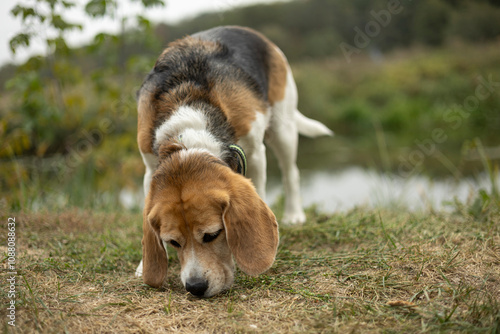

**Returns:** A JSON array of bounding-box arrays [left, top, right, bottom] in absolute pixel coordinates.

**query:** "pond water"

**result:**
[[120, 166, 499, 213], [267, 167, 498, 212]]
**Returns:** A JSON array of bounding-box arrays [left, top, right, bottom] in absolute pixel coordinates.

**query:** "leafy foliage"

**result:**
[[1, 0, 164, 209], [85, 0, 112, 18]]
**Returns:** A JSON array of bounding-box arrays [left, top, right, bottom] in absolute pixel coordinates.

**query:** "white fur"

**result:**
[[154, 105, 224, 158], [154, 105, 206, 143], [295, 110, 334, 137], [237, 111, 271, 198], [135, 259, 143, 277], [178, 128, 222, 157], [178, 147, 213, 160], [180, 246, 201, 287], [140, 151, 158, 196]]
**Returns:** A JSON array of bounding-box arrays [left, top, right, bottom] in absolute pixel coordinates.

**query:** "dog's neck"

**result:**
[[154, 101, 245, 175]]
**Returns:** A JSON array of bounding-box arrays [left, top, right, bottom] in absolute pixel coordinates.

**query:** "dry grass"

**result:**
[[1, 206, 499, 333]]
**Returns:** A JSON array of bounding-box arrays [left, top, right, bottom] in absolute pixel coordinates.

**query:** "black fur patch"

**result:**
[[192, 26, 270, 100]]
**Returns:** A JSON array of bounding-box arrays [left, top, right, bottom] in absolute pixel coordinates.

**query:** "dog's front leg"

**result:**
[[246, 142, 267, 199], [136, 151, 158, 278]]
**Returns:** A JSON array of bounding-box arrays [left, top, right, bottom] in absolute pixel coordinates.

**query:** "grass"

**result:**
[[1, 203, 499, 333]]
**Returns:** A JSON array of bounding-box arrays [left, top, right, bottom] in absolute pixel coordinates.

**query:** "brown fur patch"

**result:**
[[236, 27, 288, 105], [156, 36, 223, 68], [141, 195, 168, 288], [265, 40, 288, 104], [214, 79, 267, 138], [153, 82, 220, 126], [137, 89, 156, 154]]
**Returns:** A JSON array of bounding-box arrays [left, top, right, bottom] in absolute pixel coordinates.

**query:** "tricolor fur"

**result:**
[[135, 26, 332, 297]]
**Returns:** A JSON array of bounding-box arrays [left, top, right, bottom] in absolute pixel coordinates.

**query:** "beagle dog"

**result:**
[[135, 26, 332, 297]]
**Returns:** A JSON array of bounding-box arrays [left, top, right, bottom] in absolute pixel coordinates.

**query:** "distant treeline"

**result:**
[[153, 0, 500, 61], [117, 0, 500, 64], [2, 0, 500, 79]]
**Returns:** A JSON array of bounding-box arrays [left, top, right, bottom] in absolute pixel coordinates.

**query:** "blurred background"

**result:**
[[1, 0, 499, 213]]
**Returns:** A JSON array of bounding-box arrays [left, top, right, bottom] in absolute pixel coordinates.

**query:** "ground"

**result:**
[[1, 205, 499, 333]]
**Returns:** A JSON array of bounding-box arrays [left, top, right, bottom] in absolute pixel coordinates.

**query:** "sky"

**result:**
[[0, 0, 284, 67]]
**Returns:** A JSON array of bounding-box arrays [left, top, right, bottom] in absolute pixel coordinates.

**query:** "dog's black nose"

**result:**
[[186, 278, 208, 297]]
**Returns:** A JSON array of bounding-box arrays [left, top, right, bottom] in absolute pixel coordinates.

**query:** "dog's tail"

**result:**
[[295, 110, 333, 138]]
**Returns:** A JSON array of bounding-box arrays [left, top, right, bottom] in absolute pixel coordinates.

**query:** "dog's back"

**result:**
[[137, 27, 289, 154], [192, 26, 271, 100]]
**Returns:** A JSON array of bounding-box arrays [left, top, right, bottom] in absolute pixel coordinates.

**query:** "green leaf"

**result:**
[[85, 0, 112, 18], [61, 0, 77, 8], [50, 14, 82, 31], [47, 37, 70, 55], [140, 0, 165, 8], [9, 33, 31, 54], [10, 4, 22, 16], [136, 15, 151, 30], [11, 5, 38, 21], [93, 32, 118, 45]]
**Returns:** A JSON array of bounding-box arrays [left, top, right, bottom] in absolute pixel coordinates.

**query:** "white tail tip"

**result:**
[[295, 110, 333, 138]]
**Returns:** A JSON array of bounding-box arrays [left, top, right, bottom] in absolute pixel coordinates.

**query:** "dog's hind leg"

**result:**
[[266, 70, 306, 225]]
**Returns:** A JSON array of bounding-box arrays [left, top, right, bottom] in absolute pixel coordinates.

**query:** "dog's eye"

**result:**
[[170, 240, 181, 248], [203, 229, 223, 243]]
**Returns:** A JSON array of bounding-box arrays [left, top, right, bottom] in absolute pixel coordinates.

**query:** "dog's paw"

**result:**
[[282, 210, 306, 225], [135, 260, 143, 277]]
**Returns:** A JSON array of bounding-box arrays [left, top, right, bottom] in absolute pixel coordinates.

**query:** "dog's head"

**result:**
[[141, 146, 279, 297]]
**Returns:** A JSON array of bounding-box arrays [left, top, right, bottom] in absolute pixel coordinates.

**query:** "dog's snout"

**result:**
[[186, 278, 209, 297]]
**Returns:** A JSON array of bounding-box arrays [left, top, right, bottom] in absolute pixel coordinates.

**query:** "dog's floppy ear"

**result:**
[[141, 202, 168, 288], [222, 174, 279, 276]]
